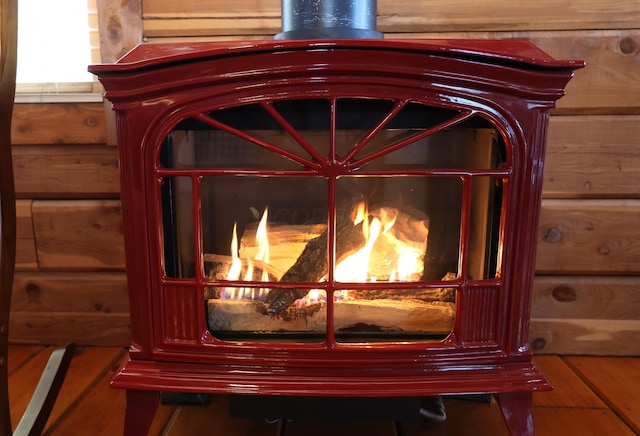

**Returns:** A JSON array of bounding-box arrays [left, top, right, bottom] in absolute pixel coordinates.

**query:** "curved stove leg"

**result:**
[[124, 389, 160, 436], [497, 391, 535, 435]]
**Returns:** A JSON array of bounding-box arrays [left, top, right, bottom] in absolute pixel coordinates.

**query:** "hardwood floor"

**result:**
[[6, 345, 639, 435]]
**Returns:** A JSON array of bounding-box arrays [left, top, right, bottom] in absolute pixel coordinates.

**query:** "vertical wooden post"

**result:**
[[0, 0, 18, 434], [95, 0, 143, 145]]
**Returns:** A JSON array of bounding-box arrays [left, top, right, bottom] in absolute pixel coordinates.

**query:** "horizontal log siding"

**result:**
[[8, 0, 639, 354], [141, 0, 640, 36]]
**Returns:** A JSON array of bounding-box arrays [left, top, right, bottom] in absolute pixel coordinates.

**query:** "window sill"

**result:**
[[14, 92, 104, 104], [14, 82, 104, 104]]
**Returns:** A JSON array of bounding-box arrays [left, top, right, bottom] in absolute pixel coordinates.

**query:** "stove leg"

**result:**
[[123, 389, 160, 436], [496, 392, 534, 436]]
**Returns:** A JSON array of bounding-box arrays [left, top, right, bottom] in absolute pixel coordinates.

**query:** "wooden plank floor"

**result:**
[[6, 345, 639, 435]]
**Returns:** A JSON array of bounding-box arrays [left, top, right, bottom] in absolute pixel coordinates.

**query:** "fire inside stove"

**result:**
[[159, 98, 505, 343]]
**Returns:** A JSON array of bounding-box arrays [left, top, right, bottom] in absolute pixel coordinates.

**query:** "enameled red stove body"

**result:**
[[90, 39, 582, 435]]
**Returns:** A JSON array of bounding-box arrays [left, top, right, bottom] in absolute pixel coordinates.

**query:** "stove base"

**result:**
[[113, 355, 548, 435], [122, 390, 535, 435], [229, 395, 422, 421]]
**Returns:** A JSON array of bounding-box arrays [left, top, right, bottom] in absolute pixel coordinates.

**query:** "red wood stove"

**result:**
[[90, 38, 583, 434]]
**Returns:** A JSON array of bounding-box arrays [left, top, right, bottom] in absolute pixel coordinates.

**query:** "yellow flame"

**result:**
[[353, 201, 366, 225], [223, 208, 272, 300], [397, 248, 423, 281], [255, 207, 269, 263], [224, 203, 424, 305], [377, 207, 398, 233], [334, 216, 382, 282], [227, 223, 241, 281]]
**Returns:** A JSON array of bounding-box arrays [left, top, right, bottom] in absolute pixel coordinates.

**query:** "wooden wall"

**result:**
[[9, 0, 640, 355]]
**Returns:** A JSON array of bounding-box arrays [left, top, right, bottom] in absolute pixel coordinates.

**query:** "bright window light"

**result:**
[[17, 0, 93, 84]]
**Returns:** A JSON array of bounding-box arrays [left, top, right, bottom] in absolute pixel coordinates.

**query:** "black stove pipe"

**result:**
[[275, 0, 383, 40]]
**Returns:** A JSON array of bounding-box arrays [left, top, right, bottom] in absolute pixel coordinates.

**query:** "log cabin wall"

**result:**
[[9, 0, 640, 355]]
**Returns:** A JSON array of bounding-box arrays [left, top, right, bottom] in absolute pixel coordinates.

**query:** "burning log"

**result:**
[[212, 205, 432, 317], [262, 205, 430, 314], [239, 223, 326, 274], [354, 273, 457, 303], [265, 205, 367, 315], [210, 201, 432, 316], [204, 254, 283, 282], [207, 298, 455, 335], [352, 288, 454, 303]]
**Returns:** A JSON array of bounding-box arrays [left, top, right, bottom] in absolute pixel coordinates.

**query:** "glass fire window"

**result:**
[[158, 98, 507, 343]]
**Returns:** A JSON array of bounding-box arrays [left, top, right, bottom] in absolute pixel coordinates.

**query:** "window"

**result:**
[[15, 0, 102, 102]]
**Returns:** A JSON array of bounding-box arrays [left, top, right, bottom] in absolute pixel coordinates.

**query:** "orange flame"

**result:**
[[334, 201, 398, 283], [221, 208, 270, 300], [223, 202, 425, 306]]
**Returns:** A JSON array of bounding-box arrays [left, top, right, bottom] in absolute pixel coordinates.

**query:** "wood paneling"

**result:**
[[141, 0, 640, 37], [142, 0, 279, 37], [531, 272, 640, 352], [532, 276, 640, 320], [22, 199, 640, 275], [9, 271, 130, 345], [12, 113, 640, 201], [529, 319, 640, 355], [13, 112, 639, 201], [378, 1, 639, 33], [386, 31, 640, 114], [11, 103, 107, 145], [143, 16, 278, 38], [12, 144, 120, 198], [7, 0, 639, 355], [31, 200, 125, 270], [536, 200, 640, 274], [527, 32, 640, 114], [96, 0, 142, 63], [88, 0, 101, 64], [15, 200, 37, 270], [545, 115, 640, 198], [142, 0, 279, 16], [96, 0, 143, 144], [146, 31, 640, 114], [9, 312, 131, 346], [11, 272, 128, 313]]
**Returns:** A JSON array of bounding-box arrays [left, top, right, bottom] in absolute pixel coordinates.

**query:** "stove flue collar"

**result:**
[[275, 0, 383, 40]]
